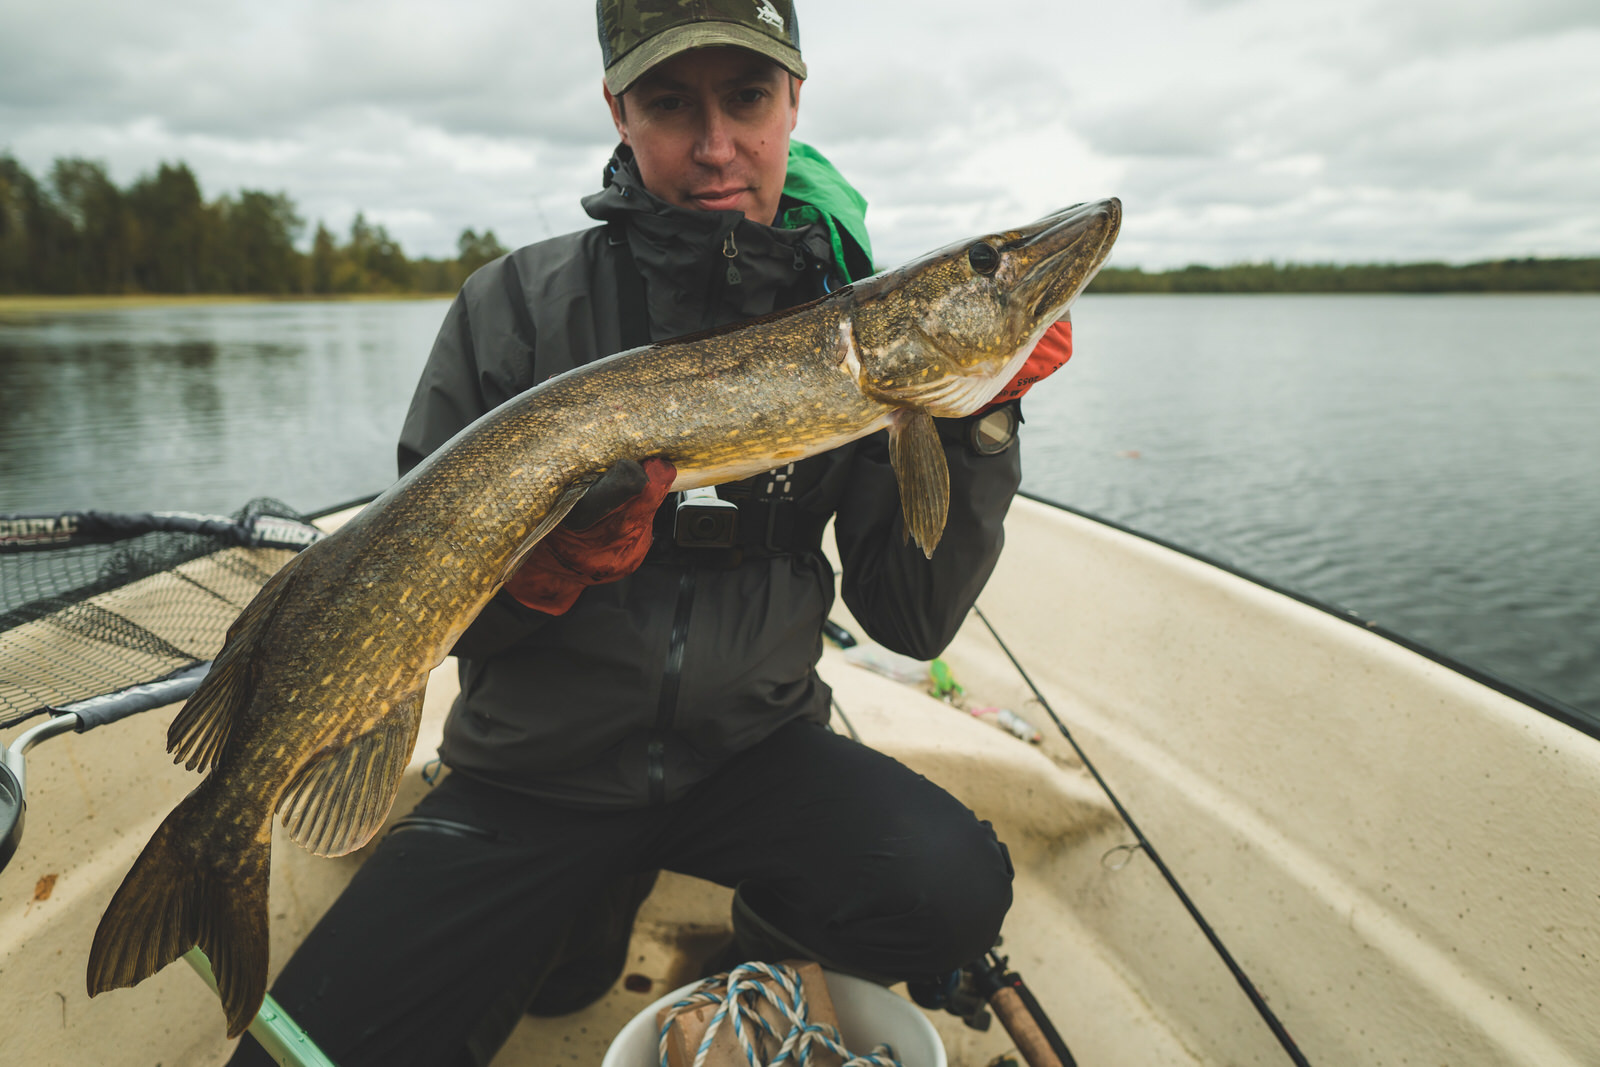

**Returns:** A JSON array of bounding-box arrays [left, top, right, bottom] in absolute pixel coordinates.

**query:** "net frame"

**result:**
[[0, 500, 324, 729]]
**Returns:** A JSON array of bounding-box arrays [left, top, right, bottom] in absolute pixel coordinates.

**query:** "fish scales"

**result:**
[[85, 199, 1121, 1036]]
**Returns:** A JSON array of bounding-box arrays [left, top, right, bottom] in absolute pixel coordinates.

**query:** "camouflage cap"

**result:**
[[598, 0, 806, 95]]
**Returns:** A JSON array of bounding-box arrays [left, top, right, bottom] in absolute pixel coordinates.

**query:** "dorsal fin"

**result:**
[[167, 552, 303, 771], [276, 689, 426, 857]]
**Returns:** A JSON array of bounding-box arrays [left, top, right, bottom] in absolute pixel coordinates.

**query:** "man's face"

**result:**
[[605, 46, 800, 225]]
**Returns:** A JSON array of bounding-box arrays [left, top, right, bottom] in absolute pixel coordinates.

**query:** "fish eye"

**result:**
[[968, 243, 1000, 275]]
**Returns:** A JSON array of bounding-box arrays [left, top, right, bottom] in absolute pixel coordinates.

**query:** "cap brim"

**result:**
[[605, 23, 806, 95]]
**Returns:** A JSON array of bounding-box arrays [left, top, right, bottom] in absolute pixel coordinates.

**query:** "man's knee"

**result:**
[[825, 814, 1014, 978], [898, 818, 1013, 969]]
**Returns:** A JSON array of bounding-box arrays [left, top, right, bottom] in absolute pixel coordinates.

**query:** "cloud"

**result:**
[[1076, 88, 1252, 160], [1, 0, 1596, 266], [0, 0, 619, 254], [1378, 0, 1600, 50], [1049, 0, 1600, 265]]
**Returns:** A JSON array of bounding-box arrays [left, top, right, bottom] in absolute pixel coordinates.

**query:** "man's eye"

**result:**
[[649, 96, 685, 112], [735, 88, 767, 105]]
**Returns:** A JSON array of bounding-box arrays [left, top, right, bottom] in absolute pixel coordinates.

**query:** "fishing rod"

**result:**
[[972, 605, 1312, 1067]]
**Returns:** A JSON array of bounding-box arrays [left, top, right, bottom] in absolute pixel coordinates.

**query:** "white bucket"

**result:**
[[602, 970, 947, 1067]]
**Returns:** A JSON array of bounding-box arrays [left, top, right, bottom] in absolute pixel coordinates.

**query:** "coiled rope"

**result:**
[[656, 962, 904, 1067]]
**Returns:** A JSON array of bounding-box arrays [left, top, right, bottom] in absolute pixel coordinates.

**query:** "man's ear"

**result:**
[[603, 82, 630, 145]]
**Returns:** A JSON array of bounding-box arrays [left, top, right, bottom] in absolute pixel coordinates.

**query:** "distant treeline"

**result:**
[[1089, 258, 1600, 293], [0, 154, 507, 296], [9, 154, 1598, 297]]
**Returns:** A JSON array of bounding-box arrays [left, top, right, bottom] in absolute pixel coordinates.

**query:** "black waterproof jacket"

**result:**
[[397, 150, 1022, 809]]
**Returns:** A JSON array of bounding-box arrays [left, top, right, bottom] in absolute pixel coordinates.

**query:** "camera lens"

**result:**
[[674, 491, 738, 548], [691, 515, 720, 540]]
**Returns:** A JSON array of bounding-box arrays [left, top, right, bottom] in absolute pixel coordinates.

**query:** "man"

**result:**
[[232, 3, 1070, 1063]]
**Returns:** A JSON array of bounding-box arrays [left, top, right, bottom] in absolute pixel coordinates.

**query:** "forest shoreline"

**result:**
[[0, 291, 455, 319]]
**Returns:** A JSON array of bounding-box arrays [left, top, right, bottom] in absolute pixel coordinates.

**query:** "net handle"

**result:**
[[3, 664, 214, 791], [63, 663, 212, 732]]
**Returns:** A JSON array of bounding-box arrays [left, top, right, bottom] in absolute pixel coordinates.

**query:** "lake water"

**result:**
[[1, 294, 1596, 728]]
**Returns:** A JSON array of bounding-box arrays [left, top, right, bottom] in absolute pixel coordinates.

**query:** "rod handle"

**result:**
[[990, 986, 1065, 1067]]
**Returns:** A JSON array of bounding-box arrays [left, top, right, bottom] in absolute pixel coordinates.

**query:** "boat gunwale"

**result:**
[[1018, 488, 1597, 741]]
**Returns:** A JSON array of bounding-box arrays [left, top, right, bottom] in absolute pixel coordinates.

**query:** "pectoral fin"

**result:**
[[494, 477, 595, 586], [888, 410, 949, 558], [277, 688, 426, 858]]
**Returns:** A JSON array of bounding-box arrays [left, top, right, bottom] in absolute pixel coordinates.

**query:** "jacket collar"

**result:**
[[582, 146, 832, 338]]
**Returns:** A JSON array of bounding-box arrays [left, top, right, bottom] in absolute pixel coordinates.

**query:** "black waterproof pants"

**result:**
[[227, 720, 1013, 1066]]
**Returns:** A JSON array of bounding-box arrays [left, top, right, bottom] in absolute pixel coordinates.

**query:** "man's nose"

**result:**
[[691, 105, 737, 168]]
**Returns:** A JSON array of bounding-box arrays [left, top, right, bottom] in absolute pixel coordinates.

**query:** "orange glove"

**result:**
[[983, 318, 1072, 411], [503, 457, 677, 615]]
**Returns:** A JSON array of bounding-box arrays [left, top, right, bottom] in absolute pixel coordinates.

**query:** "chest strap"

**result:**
[[608, 222, 651, 351], [647, 495, 830, 565]]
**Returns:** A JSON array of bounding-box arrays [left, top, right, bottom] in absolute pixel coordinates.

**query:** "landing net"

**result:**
[[0, 500, 323, 728]]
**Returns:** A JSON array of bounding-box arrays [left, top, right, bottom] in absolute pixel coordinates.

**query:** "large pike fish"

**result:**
[[87, 199, 1121, 1035]]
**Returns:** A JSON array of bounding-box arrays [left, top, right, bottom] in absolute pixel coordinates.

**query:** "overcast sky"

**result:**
[[3, 0, 1597, 269]]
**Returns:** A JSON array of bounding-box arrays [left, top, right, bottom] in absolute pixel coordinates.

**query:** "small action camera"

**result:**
[[674, 487, 739, 548]]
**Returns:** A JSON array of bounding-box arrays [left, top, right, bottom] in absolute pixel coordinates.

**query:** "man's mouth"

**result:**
[[690, 188, 749, 211]]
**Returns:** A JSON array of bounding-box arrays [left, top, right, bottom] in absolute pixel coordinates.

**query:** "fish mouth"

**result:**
[[1003, 198, 1123, 324]]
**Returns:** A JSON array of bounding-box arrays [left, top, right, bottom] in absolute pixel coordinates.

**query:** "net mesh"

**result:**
[[0, 499, 306, 724]]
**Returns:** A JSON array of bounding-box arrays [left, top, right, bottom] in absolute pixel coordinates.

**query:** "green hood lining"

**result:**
[[781, 140, 874, 282]]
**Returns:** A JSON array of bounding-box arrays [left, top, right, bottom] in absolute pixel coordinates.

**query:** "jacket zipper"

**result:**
[[722, 232, 741, 286], [650, 566, 697, 804]]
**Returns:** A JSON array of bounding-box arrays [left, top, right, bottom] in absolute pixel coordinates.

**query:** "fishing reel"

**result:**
[[909, 941, 1078, 1067], [908, 966, 992, 1030]]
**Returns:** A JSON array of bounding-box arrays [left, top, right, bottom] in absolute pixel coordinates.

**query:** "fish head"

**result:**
[[847, 198, 1121, 417]]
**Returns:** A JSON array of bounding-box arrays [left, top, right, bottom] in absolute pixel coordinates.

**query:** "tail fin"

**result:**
[[87, 790, 271, 1038]]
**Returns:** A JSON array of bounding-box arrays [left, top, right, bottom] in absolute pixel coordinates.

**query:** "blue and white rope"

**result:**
[[656, 962, 903, 1067]]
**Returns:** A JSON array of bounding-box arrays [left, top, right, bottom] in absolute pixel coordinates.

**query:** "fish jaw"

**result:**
[[845, 198, 1121, 417], [1010, 198, 1122, 335]]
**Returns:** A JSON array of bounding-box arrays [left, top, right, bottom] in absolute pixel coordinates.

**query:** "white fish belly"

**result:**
[[668, 413, 896, 491]]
